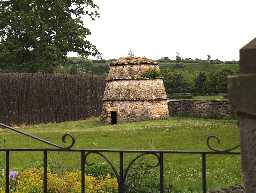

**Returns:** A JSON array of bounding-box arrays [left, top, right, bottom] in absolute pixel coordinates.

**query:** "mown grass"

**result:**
[[0, 117, 241, 192], [192, 95, 226, 100]]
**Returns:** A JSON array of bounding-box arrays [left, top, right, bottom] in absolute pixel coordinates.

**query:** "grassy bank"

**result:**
[[0, 117, 241, 192]]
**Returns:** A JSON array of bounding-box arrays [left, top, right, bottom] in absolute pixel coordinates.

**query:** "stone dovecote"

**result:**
[[101, 56, 169, 123]]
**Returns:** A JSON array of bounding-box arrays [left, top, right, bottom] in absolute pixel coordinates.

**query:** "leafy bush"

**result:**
[[125, 160, 160, 193], [125, 160, 172, 193], [163, 72, 191, 93], [206, 69, 235, 93], [163, 68, 236, 98], [86, 163, 112, 177], [54, 58, 109, 75], [194, 72, 207, 94], [141, 68, 161, 79]]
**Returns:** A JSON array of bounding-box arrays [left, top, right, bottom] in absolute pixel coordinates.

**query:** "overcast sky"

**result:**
[[82, 0, 256, 61]]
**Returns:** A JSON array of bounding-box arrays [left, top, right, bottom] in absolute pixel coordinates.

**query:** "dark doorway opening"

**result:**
[[111, 111, 117, 125]]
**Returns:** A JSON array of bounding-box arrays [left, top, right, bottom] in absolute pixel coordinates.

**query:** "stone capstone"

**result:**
[[111, 56, 157, 66], [240, 38, 256, 74]]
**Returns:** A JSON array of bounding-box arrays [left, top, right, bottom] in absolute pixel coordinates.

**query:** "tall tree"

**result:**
[[0, 0, 99, 72], [194, 72, 207, 94], [207, 54, 211, 64]]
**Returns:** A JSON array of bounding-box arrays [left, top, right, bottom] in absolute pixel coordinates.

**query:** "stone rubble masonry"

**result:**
[[101, 100, 168, 123], [168, 99, 234, 119], [111, 56, 157, 66], [107, 64, 159, 80], [104, 79, 167, 101], [101, 56, 169, 123]]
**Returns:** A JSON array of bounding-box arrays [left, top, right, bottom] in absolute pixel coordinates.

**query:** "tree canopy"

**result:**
[[0, 0, 99, 72]]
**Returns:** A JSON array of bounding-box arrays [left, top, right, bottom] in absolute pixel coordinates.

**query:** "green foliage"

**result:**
[[161, 61, 239, 96], [141, 68, 161, 79], [0, 0, 99, 72], [126, 160, 165, 193], [163, 72, 190, 93], [194, 72, 207, 94], [192, 95, 226, 100], [53, 57, 108, 75], [207, 69, 235, 93], [86, 163, 111, 177]]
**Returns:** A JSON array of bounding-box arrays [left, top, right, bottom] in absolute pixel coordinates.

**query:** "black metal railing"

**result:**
[[0, 123, 240, 193]]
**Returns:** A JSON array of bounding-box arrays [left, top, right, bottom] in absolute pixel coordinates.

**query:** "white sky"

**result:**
[[82, 0, 256, 61]]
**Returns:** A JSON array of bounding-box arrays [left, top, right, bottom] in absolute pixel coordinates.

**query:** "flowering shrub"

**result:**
[[0, 169, 118, 193]]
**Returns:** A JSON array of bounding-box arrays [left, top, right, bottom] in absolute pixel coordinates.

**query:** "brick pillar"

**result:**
[[228, 38, 256, 193]]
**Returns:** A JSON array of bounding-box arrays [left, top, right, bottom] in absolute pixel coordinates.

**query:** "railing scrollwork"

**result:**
[[0, 123, 76, 149], [207, 135, 240, 153], [83, 151, 162, 192], [123, 152, 160, 182]]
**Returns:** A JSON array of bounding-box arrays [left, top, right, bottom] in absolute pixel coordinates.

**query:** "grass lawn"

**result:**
[[0, 117, 241, 192], [192, 95, 226, 100]]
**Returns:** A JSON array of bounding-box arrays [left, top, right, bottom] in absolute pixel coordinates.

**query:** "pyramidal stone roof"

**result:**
[[111, 56, 157, 66], [241, 38, 256, 50], [240, 38, 256, 73]]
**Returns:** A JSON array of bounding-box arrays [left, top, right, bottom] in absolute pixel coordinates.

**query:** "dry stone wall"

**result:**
[[168, 99, 234, 119]]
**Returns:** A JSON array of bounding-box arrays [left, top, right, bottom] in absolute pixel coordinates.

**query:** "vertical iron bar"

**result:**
[[119, 152, 124, 193], [43, 150, 48, 193], [81, 151, 85, 193], [5, 151, 9, 193], [202, 153, 207, 193], [160, 152, 164, 193]]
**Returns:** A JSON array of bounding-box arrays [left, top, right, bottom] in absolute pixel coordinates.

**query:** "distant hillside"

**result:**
[[68, 58, 239, 72], [159, 61, 239, 75], [66, 57, 240, 97]]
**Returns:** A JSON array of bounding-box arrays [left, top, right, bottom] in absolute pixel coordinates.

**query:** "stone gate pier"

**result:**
[[101, 57, 169, 124], [228, 38, 256, 193]]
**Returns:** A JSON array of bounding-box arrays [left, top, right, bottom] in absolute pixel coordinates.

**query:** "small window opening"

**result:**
[[111, 111, 117, 125]]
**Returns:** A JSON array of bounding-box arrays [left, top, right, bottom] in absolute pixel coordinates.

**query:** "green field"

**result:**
[[0, 117, 241, 192], [159, 62, 239, 74], [77, 60, 240, 77]]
